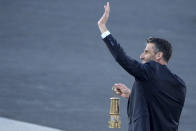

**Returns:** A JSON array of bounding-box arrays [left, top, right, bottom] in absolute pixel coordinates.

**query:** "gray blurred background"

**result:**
[[0, 0, 195, 131]]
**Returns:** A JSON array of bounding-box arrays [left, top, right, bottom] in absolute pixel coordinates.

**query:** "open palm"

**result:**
[[98, 2, 110, 26]]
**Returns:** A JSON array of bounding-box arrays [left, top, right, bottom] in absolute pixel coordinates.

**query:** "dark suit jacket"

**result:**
[[102, 34, 186, 131]]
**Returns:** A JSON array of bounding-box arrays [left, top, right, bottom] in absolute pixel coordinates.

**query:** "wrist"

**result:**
[[98, 24, 107, 34]]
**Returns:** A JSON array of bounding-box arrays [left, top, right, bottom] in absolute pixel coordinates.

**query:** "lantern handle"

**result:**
[[112, 87, 116, 97]]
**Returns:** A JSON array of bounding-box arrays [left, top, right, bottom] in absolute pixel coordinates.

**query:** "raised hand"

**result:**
[[97, 2, 110, 33]]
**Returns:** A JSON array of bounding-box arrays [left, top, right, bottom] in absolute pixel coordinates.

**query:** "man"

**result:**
[[97, 2, 186, 131]]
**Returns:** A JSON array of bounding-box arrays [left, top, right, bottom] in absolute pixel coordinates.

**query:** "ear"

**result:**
[[155, 52, 163, 60]]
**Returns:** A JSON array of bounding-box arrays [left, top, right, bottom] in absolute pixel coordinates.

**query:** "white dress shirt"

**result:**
[[101, 30, 111, 39]]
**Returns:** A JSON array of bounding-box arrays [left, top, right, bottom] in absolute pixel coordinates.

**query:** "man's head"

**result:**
[[140, 37, 172, 64]]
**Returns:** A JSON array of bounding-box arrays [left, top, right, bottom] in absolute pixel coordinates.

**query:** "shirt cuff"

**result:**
[[101, 30, 111, 39]]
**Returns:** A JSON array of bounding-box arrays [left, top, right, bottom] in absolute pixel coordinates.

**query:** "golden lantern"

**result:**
[[108, 87, 121, 128]]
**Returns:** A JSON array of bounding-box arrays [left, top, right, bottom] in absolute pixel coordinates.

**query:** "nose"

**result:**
[[140, 53, 144, 60]]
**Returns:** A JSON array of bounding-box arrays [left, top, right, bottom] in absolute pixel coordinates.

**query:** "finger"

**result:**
[[107, 2, 109, 7], [104, 6, 108, 15], [107, 2, 110, 10], [115, 83, 123, 88], [116, 91, 122, 95], [115, 83, 123, 87], [113, 84, 120, 89], [105, 2, 110, 11], [116, 92, 121, 95], [114, 83, 118, 86], [113, 83, 118, 87], [106, 4, 109, 11], [119, 83, 127, 88], [114, 83, 119, 87], [119, 83, 125, 87], [114, 84, 121, 88]]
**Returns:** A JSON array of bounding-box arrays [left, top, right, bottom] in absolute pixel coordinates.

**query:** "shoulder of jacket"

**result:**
[[173, 74, 186, 87]]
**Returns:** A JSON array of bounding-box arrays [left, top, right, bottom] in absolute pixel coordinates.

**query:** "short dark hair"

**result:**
[[146, 37, 172, 62]]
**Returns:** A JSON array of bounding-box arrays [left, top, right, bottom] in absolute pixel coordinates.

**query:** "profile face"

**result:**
[[140, 43, 156, 64]]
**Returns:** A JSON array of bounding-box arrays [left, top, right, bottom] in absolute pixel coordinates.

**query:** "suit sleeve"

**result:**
[[103, 34, 154, 81]]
